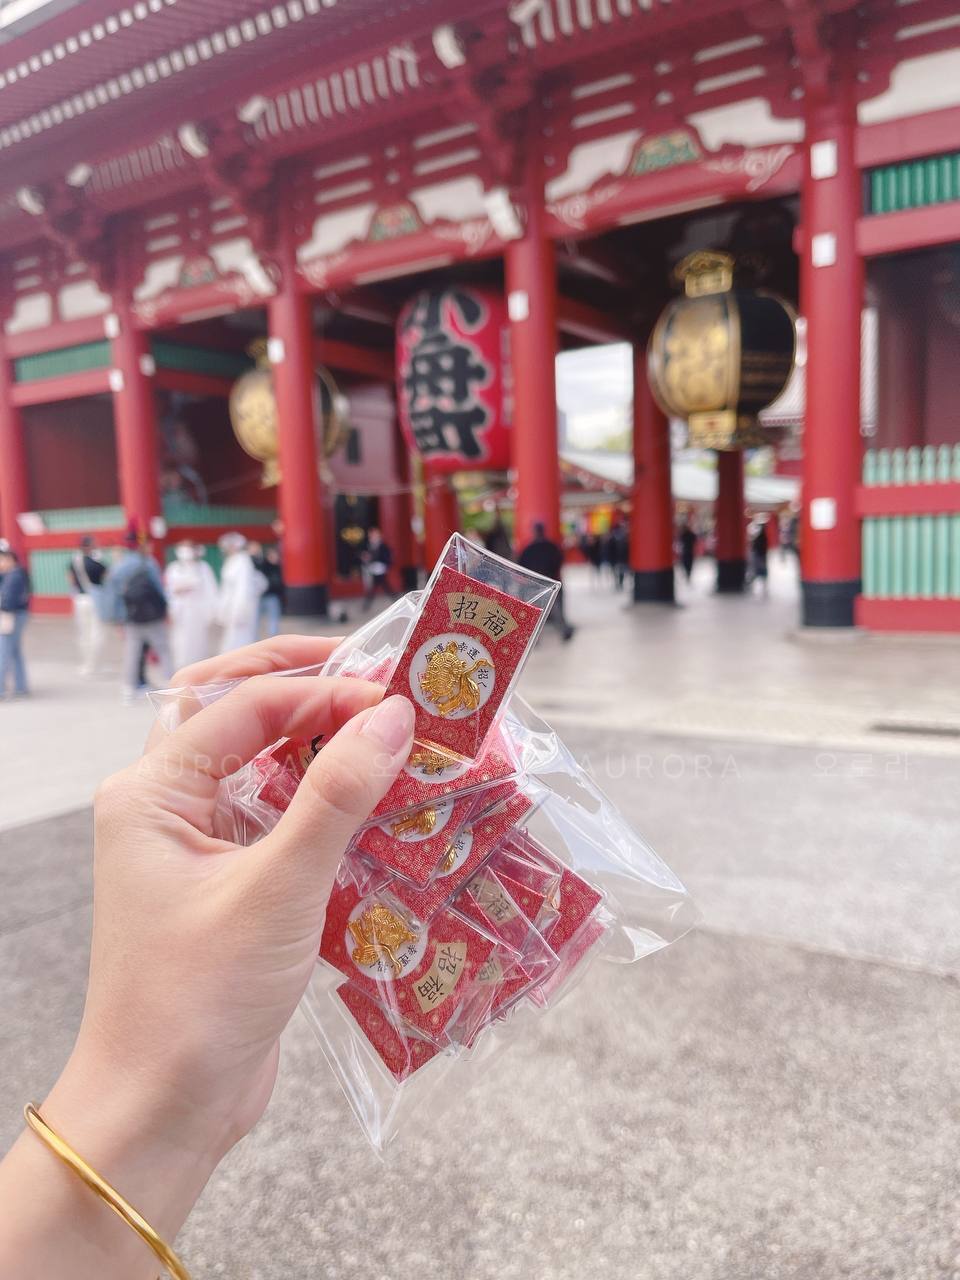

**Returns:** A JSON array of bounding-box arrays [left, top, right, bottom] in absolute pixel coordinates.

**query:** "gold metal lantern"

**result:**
[[228, 338, 350, 487], [647, 251, 796, 450]]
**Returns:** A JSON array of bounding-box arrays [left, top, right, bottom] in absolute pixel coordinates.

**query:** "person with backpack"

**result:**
[[103, 531, 173, 703], [0, 544, 31, 699]]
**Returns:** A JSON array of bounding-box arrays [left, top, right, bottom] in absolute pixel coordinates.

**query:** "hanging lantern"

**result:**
[[396, 287, 512, 474], [229, 338, 350, 487], [647, 250, 796, 450]]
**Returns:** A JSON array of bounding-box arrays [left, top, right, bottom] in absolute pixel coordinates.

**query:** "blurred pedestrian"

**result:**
[[0, 545, 31, 698], [68, 535, 106, 676], [751, 521, 769, 595], [361, 527, 393, 612], [249, 539, 284, 638], [580, 531, 603, 586], [484, 515, 513, 561], [103, 532, 172, 703], [518, 521, 574, 641], [679, 518, 697, 583], [218, 532, 267, 651], [163, 540, 218, 670], [608, 523, 629, 591]]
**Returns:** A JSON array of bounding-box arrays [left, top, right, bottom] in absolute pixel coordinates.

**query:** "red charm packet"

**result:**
[[382, 565, 543, 763], [351, 791, 479, 890], [319, 880, 496, 1044], [336, 982, 441, 1082], [451, 869, 560, 1045], [365, 726, 519, 826], [389, 785, 534, 916]]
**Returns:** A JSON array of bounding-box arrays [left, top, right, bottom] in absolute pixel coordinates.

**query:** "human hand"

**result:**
[[7, 636, 414, 1277]]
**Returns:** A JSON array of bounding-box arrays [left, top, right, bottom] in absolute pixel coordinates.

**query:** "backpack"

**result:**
[[121, 566, 167, 624]]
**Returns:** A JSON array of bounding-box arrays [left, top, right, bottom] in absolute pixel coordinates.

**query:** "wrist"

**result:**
[[40, 1040, 228, 1245]]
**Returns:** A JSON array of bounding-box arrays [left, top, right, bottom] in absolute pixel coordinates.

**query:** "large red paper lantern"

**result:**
[[397, 288, 511, 474]]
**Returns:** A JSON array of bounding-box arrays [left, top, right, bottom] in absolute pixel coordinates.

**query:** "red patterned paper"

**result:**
[[390, 787, 533, 918], [337, 982, 440, 1082], [543, 866, 603, 955], [352, 791, 480, 890], [489, 837, 563, 911], [534, 915, 609, 1008], [382, 565, 542, 761], [367, 726, 518, 824], [319, 881, 495, 1043]]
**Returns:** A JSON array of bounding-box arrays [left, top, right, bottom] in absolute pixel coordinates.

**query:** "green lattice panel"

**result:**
[[28, 549, 75, 597], [866, 152, 960, 214], [151, 341, 252, 379], [861, 447, 960, 600], [37, 505, 126, 531], [162, 499, 276, 527], [14, 340, 112, 383]]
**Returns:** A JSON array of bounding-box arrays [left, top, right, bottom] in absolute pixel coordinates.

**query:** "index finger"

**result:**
[[145, 635, 345, 753], [138, 675, 385, 804], [170, 634, 345, 688]]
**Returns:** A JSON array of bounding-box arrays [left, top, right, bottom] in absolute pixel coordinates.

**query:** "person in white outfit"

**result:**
[[68, 536, 106, 676], [217, 532, 267, 653], [163, 540, 219, 671]]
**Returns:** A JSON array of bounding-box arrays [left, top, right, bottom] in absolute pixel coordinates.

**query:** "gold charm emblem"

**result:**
[[348, 904, 418, 976], [408, 745, 456, 775], [391, 806, 437, 839], [419, 642, 493, 717], [439, 840, 458, 873]]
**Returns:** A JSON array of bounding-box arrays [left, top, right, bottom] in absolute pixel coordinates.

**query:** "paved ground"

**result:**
[[2, 558, 959, 1278]]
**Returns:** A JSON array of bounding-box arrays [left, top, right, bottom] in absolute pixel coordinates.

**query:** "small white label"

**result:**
[[507, 290, 529, 323], [108, 368, 124, 393], [103, 313, 120, 339], [810, 497, 837, 531], [149, 516, 167, 539], [810, 139, 838, 180], [139, 354, 156, 377], [811, 232, 837, 268], [267, 335, 285, 364]]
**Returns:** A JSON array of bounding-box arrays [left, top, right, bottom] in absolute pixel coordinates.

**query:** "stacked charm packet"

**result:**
[[150, 534, 697, 1151]]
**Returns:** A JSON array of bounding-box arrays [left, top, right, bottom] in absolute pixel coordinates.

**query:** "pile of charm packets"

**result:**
[[150, 535, 696, 1151]]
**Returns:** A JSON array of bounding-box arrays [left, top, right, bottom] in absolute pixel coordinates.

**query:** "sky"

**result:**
[[555, 342, 633, 451]]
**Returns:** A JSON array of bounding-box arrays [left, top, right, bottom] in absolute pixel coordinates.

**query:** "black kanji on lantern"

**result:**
[[400, 290, 492, 461]]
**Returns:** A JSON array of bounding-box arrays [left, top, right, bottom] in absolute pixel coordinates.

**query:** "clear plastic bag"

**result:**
[[149, 535, 696, 1152]]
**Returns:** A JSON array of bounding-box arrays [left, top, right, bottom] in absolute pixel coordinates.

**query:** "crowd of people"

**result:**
[[0, 505, 802, 700], [0, 530, 288, 703]]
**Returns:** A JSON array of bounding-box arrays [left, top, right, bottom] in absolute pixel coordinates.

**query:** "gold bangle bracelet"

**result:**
[[24, 1103, 192, 1280]]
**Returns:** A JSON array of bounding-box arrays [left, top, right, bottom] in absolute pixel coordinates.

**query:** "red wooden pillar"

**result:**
[[0, 338, 29, 555], [423, 474, 459, 569], [111, 310, 161, 537], [630, 347, 675, 602], [715, 449, 747, 592], [380, 423, 419, 591], [799, 82, 863, 626], [267, 239, 330, 615], [504, 144, 560, 552]]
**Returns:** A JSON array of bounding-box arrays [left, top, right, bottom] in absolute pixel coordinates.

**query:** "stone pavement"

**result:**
[[2, 557, 959, 1279]]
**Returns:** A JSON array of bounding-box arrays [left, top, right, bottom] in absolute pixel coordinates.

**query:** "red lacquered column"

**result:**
[[0, 339, 29, 554], [267, 238, 330, 615], [423, 473, 459, 570], [630, 346, 675, 602], [504, 146, 560, 552], [715, 449, 747, 593], [111, 310, 161, 538], [799, 82, 863, 626]]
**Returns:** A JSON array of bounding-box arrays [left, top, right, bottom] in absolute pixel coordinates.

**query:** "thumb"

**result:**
[[268, 694, 415, 875]]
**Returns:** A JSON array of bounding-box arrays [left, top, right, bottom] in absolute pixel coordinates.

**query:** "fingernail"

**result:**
[[360, 695, 415, 754]]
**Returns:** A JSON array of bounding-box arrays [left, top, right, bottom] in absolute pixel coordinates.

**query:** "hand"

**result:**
[[0, 636, 415, 1279]]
